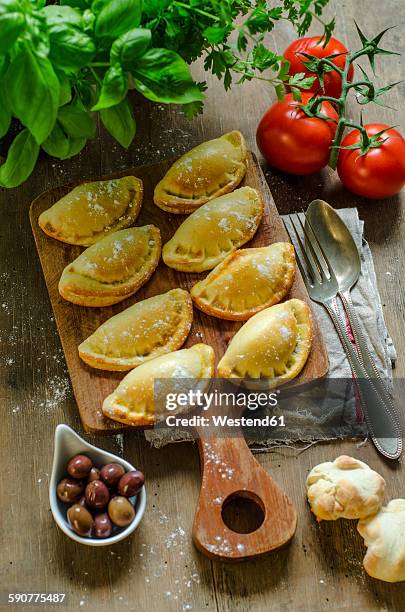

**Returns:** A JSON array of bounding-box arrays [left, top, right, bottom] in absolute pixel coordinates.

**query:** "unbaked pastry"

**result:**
[[78, 289, 193, 371], [59, 226, 161, 307], [154, 131, 247, 214], [190, 242, 296, 320], [217, 298, 312, 388], [102, 344, 215, 426], [162, 187, 264, 272], [358, 499, 405, 583], [306, 455, 385, 521], [38, 176, 143, 246]]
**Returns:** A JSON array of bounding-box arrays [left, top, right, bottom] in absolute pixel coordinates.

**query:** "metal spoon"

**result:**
[[306, 199, 402, 458]]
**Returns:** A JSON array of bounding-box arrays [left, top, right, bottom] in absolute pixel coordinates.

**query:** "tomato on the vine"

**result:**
[[283, 36, 354, 98], [256, 93, 338, 175], [337, 124, 405, 199]]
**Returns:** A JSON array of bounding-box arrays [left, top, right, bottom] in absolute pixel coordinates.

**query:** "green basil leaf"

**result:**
[[95, 0, 143, 39], [61, 0, 90, 9], [42, 122, 86, 159], [0, 129, 39, 188], [58, 72, 72, 106], [133, 48, 205, 104], [76, 79, 98, 109], [5, 49, 59, 144], [110, 28, 151, 69], [92, 65, 128, 110], [100, 98, 135, 148], [0, 83, 11, 138], [57, 104, 96, 138], [0, 0, 26, 54], [42, 5, 83, 26], [50, 26, 95, 71]]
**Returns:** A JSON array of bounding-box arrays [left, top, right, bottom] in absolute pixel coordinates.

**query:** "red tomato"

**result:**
[[283, 36, 354, 98], [337, 124, 405, 199], [256, 93, 338, 175]]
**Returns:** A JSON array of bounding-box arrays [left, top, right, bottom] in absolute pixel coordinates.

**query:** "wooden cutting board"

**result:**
[[30, 152, 329, 434]]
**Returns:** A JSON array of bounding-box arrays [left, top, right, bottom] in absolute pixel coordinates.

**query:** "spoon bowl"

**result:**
[[50, 424, 146, 546], [306, 199, 361, 291]]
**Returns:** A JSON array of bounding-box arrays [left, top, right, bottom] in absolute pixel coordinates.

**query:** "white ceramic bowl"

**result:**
[[49, 424, 146, 546]]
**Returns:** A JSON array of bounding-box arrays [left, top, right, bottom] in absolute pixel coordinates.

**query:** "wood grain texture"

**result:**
[[1, 0, 405, 609], [193, 432, 297, 562], [30, 152, 328, 433]]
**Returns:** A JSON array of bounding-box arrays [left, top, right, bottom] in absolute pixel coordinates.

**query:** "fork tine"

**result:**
[[284, 215, 317, 285], [283, 218, 312, 288], [304, 212, 335, 276], [296, 213, 328, 281]]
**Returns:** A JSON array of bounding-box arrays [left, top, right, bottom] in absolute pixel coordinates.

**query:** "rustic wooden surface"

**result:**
[[30, 151, 328, 433], [1, 0, 405, 609]]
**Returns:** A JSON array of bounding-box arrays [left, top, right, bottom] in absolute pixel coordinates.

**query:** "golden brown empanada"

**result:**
[[59, 226, 161, 307], [162, 187, 264, 272], [154, 131, 247, 214], [102, 344, 215, 426], [217, 299, 313, 388], [79, 289, 193, 371], [39, 176, 143, 246], [190, 242, 295, 320]]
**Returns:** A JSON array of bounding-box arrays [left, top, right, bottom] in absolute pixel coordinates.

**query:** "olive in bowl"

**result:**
[[50, 425, 146, 546]]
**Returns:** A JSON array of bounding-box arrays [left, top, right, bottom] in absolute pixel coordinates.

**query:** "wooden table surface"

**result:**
[[1, 1, 404, 610]]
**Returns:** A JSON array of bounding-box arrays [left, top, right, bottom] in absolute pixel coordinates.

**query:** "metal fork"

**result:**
[[284, 213, 402, 460]]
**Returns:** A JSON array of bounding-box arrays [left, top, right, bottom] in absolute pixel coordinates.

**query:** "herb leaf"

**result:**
[[57, 104, 96, 139], [0, 0, 26, 54], [133, 48, 205, 104], [5, 48, 60, 144], [110, 28, 151, 68], [42, 122, 87, 159], [95, 0, 143, 40], [92, 64, 128, 110], [0, 129, 40, 188], [100, 98, 136, 147]]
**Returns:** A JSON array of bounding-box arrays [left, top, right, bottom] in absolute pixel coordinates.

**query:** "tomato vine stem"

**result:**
[[299, 27, 399, 169]]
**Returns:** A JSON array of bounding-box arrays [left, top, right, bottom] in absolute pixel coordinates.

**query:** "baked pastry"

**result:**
[[59, 226, 161, 307], [102, 344, 215, 426], [154, 131, 247, 214], [217, 299, 312, 388], [39, 176, 143, 246], [358, 499, 405, 583], [78, 289, 193, 371], [306, 455, 385, 522], [190, 242, 296, 320], [162, 187, 264, 272]]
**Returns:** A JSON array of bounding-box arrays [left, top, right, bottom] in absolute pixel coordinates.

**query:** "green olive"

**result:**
[[108, 496, 135, 527], [67, 504, 94, 537]]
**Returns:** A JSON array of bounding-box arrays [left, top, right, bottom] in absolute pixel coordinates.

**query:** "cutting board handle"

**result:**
[[192, 431, 297, 562]]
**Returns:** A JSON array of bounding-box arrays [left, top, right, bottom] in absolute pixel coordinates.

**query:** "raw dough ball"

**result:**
[[358, 499, 405, 583], [306, 455, 385, 521]]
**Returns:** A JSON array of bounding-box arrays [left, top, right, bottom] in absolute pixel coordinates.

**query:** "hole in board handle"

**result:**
[[221, 491, 265, 534]]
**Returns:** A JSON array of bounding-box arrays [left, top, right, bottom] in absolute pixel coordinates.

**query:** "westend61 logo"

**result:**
[[163, 389, 285, 429]]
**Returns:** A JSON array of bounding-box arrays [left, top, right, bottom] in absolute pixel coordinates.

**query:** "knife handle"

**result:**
[[325, 299, 402, 460]]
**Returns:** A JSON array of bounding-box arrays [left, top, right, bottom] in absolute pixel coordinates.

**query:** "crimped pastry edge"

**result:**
[[38, 176, 144, 246], [190, 242, 296, 320], [78, 289, 193, 371], [58, 225, 161, 307], [162, 187, 264, 272], [153, 131, 247, 214], [102, 343, 215, 426], [217, 298, 313, 388]]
